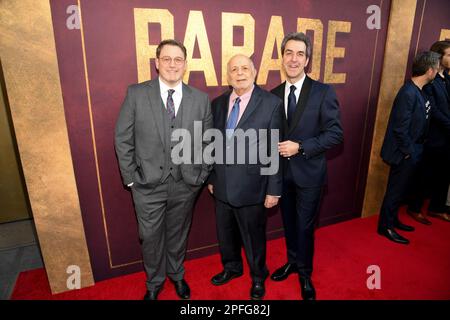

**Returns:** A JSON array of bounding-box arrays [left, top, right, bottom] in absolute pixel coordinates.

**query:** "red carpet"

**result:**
[[11, 208, 450, 300]]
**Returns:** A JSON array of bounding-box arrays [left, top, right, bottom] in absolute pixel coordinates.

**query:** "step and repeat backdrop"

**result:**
[[49, 0, 391, 281]]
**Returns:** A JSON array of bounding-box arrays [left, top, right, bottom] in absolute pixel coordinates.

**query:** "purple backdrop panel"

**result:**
[[406, 0, 450, 79], [50, 0, 390, 280]]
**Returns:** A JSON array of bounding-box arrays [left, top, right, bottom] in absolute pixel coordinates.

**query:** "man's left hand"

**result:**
[[278, 140, 300, 158], [264, 195, 279, 208]]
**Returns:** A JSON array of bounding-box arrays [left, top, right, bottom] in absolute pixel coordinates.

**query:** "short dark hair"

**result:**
[[156, 39, 187, 59], [412, 51, 440, 77], [281, 32, 312, 59], [430, 40, 450, 60]]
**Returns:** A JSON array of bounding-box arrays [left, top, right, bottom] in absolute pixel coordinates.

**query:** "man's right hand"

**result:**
[[207, 184, 213, 194]]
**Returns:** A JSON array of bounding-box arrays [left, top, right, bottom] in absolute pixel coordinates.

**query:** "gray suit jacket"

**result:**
[[115, 78, 213, 188]]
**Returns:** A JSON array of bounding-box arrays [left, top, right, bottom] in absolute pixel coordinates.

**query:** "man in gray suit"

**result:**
[[115, 39, 212, 300]]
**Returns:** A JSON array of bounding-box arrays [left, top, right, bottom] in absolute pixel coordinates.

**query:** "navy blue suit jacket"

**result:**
[[209, 85, 284, 207], [424, 73, 450, 148], [381, 80, 429, 165], [271, 76, 343, 187]]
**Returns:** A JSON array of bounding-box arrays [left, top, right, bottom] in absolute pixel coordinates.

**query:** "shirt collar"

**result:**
[[230, 84, 255, 102], [159, 77, 183, 95], [286, 73, 306, 91]]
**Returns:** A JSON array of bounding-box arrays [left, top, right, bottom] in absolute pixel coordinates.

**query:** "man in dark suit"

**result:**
[[378, 51, 440, 244], [269, 32, 343, 300], [207, 54, 283, 300], [115, 39, 212, 300], [407, 41, 450, 223]]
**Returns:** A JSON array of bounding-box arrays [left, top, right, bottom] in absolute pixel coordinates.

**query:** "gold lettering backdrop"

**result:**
[[48, 0, 390, 282], [134, 9, 352, 85]]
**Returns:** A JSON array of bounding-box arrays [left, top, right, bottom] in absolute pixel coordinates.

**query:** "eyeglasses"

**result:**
[[159, 56, 185, 65]]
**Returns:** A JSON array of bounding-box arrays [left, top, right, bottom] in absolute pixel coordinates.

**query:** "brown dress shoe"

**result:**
[[406, 209, 431, 225], [427, 211, 450, 222]]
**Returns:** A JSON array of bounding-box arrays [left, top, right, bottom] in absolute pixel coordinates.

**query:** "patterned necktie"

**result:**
[[226, 97, 240, 138], [166, 89, 176, 120], [287, 85, 297, 126]]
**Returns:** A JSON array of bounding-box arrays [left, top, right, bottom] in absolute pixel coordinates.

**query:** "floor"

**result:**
[[9, 209, 450, 300], [0, 219, 43, 300]]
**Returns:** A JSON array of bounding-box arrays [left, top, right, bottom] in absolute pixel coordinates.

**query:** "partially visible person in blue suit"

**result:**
[[269, 32, 343, 300], [407, 41, 450, 224], [378, 51, 440, 245]]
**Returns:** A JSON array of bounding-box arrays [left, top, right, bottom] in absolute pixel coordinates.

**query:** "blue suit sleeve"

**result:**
[[301, 85, 344, 158], [392, 90, 414, 156]]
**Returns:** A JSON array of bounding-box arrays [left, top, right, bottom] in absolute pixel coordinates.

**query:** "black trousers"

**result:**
[[408, 146, 450, 213], [379, 157, 419, 230], [215, 199, 269, 282], [280, 167, 323, 279]]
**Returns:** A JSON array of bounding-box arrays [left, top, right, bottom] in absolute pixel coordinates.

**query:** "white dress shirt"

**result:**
[[284, 74, 306, 117], [159, 77, 183, 116]]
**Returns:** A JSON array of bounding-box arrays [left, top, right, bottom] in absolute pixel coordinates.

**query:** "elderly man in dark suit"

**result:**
[[378, 51, 440, 245], [207, 54, 283, 300], [115, 39, 212, 300], [269, 32, 343, 300]]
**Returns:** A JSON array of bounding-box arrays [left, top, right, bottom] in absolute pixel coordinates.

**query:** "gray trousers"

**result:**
[[131, 176, 200, 291]]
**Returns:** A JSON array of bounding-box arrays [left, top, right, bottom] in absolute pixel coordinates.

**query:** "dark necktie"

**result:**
[[226, 97, 240, 138], [287, 85, 297, 126], [166, 89, 175, 120]]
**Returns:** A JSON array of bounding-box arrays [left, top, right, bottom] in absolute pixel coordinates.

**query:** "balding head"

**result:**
[[227, 54, 256, 71], [227, 54, 257, 96]]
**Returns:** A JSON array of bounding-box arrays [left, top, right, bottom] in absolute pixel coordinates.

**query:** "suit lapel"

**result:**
[[180, 83, 193, 131], [288, 75, 312, 135], [272, 83, 288, 136], [218, 92, 232, 132], [235, 86, 262, 129], [145, 79, 165, 146]]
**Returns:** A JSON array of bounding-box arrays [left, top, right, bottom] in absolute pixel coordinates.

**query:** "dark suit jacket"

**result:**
[[381, 80, 429, 165], [115, 78, 213, 187], [209, 85, 284, 207], [424, 73, 450, 148], [271, 76, 343, 187]]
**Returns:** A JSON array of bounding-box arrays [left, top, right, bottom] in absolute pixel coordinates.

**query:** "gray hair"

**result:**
[[281, 32, 312, 59], [412, 51, 440, 77]]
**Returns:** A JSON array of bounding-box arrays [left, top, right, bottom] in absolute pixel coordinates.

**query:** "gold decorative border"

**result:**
[[414, 0, 427, 56], [354, 0, 383, 208], [362, 0, 418, 217], [0, 0, 94, 293]]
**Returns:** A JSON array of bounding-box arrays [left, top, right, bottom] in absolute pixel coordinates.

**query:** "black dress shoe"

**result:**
[[270, 263, 297, 281], [299, 277, 316, 300], [211, 270, 243, 286], [250, 281, 265, 300], [394, 220, 415, 232], [377, 227, 409, 244], [407, 209, 432, 225], [428, 211, 450, 222], [172, 279, 190, 300], [143, 289, 159, 300]]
